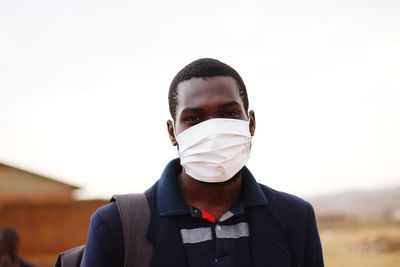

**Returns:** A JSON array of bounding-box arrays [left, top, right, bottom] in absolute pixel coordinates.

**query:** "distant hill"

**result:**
[[307, 185, 400, 223]]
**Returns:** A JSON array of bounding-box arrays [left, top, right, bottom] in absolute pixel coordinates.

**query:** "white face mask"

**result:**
[[175, 118, 252, 183]]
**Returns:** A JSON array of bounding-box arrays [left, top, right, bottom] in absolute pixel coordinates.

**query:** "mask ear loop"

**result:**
[[172, 123, 181, 156], [172, 123, 177, 139], [246, 118, 253, 149]]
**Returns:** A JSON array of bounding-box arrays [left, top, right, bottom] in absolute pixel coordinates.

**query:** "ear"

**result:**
[[249, 110, 256, 136], [167, 120, 178, 146]]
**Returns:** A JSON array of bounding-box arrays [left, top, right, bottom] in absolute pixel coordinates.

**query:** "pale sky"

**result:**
[[1, 0, 399, 199]]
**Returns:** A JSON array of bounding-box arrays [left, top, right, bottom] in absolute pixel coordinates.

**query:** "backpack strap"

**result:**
[[55, 245, 85, 267], [112, 193, 153, 267]]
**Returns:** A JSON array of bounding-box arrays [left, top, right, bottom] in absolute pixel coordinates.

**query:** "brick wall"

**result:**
[[0, 199, 107, 267]]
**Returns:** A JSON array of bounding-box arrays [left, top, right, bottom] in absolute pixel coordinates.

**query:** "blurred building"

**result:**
[[0, 163, 78, 204], [0, 162, 107, 267]]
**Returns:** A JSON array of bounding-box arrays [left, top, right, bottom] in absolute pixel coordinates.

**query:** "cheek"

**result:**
[[173, 122, 188, 136]]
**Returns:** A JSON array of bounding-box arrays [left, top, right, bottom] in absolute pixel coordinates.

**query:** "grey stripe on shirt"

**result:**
[[180, 222, 250, 244], [180, 227, 212, 244], [216, 222, 249, 239]]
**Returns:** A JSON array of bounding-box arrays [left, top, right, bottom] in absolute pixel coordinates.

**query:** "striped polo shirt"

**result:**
[[156, 160, 268, 267]]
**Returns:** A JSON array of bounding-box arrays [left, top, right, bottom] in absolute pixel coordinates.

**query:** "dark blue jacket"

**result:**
[[82, 159, 324, 267], [18, 259, 37, 267]]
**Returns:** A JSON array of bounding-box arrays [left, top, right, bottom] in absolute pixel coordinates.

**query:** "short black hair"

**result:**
[[168, 58, 249, 120]]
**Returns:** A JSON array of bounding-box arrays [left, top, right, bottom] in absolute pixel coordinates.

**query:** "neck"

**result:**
[[178, 169, 242, 220]]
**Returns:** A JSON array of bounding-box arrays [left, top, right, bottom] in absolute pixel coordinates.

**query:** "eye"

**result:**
[[184, 115, 201, 124], [223, 111, 240, 118]]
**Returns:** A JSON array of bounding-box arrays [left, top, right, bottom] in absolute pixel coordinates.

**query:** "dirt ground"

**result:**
[[320, 221, 400, 267]]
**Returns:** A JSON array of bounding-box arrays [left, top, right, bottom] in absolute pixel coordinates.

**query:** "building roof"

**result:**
[[0, 162, 80, 190]]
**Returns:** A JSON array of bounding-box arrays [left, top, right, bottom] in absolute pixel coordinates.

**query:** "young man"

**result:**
[[82, 58, 324, 266]]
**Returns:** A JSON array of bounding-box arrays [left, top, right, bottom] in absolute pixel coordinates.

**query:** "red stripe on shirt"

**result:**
[[200, 209, 216, 223]]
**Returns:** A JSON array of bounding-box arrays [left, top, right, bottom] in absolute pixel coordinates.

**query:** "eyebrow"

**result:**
[[180, 101, 242, 114], [219, 101, 242, 109], [181, 107, 203, 114]]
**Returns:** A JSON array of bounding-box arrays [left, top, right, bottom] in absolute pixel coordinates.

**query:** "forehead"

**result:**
[[175, 76, 242, 111]]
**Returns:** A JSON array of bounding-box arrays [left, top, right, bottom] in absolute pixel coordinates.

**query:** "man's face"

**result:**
[[167, 76, 255, 145]]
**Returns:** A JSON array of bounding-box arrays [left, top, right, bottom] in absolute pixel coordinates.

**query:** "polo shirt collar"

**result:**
[[157, 158, 268, 217]]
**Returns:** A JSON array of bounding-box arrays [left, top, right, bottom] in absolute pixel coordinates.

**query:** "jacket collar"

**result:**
[[156, 158, 268, 216], [156, 159, 189, 216], [147, 158, 290, 267], [146, 205, 188, 267]]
